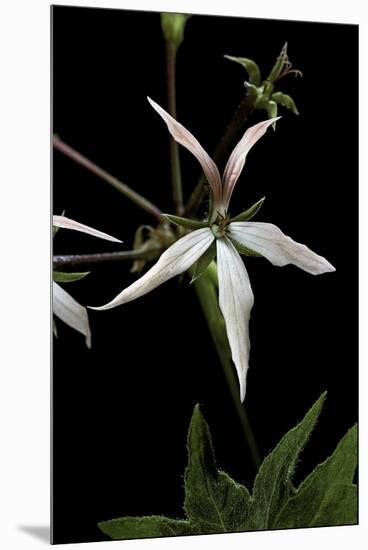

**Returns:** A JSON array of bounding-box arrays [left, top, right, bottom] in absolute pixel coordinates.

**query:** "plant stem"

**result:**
[[53, 135, 162, 221], [184, 95, 255, 217], [166, 41, 184, 215], [192, 263, 261, 471], [53, 248, 161, 270]]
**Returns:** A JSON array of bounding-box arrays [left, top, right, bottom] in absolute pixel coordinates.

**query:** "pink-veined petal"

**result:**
[[148, 97, 222, 207], [53, 282, 91, 348], [217, 237, 254, 402], [53, 215, 122, 243], [90, 228, 214, 310], [229, 222, 335, 275], [221, 117, 279, 211]]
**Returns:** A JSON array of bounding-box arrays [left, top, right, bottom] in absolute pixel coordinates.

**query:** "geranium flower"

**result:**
[[53, 215, 121, 347], [91, 98, 335, 401]]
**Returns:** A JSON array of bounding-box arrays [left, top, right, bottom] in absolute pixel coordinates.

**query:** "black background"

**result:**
[[52, 6, 358, 545]]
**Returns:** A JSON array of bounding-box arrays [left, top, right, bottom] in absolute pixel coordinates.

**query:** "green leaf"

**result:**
[[230, 238, 262, 257], [230, 197, 265, 222], [309, 484, 357, 527], [98, 516, 194, 540], [184, 404, 251, 533], [190, 243, 216, 283], [53, 319, 58, 338], [162, 213, 208, 230], [271, 91, 299, 115], [53, 209, 65, 236], [53, 271, 90, 283], [246, 392, 327, 530], [274, 424, 357, 529], [224, 55, 261, 86]]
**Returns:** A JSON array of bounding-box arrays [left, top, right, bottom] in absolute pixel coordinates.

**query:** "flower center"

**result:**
[[211, 224, 226, 239]]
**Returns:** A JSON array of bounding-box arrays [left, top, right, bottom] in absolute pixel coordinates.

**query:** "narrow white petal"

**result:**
[[217, 238, 254, 402], [53, 282, 91, 348], [91, 228, 214, 310], [229, 222, 335, 275], [53, 215, 122, 243], [221, 118, 279, 211], [148, 97, 222, 207]]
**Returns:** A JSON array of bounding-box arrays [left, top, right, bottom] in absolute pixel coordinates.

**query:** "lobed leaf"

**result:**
[[99, 516, 194, 540], [246, 392, 327, 530], [184, 404, 251, 533], [274, 424, 357, 529]]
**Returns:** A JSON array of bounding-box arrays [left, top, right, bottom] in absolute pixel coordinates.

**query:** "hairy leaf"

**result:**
[[184, 404, 251, 533], [310, 484, 357, 527], [246, 392, 327, 530], [99, 516, 194, 540], [274, 424, 357, 528]]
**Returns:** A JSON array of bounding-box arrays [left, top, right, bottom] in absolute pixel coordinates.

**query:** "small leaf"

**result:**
[[162, 213, 208, 230], [230, 197, 265, 222], [309, 484, 357, 527], [271, 91, 299, 115], [190, 243, 216, 283], [246, 392, 327, 530], [99, 516, 194, 540], [224, 55, 261, 86], [184, 404, 251, 533], [274, 424, 357, 529], [53, 271, 90, 283], [230, 238, 262, 257]]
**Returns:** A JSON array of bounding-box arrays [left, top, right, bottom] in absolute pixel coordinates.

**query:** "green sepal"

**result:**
[[99, 516, 195, 540], [184, 404, 251, 533], [161, 13, 189, 48], [53, 271, 90, 283], [271, 91, 299, 115], [224, 55, 261, 86], [274, 424, 357, 529], [190, 244, 216, 284], [230, 239, 262, 257], [265, 100, 278, 130], [247, 392, 327, 530], [244, 82, 260, 102], [230, 197, 265, 222], [266, 42, 288, 83], [162, 213, 208, 230]]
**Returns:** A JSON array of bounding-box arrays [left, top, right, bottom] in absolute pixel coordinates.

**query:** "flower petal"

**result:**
[[217, 237, 254, 402], [53, 215, 122, 243], [91, 228, 215, 310], [221, 118, 279, 211], [148, 97, 222, 207], [229, 222, 335, 275], [53, 282, 91, 348]]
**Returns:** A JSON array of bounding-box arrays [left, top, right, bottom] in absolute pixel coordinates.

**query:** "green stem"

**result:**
[[53, 136, 162, 221], [192, 263, 261, 471], [53, 248, 161, 270], [166, 41, 184, 215], [184, 95, 255, 217]]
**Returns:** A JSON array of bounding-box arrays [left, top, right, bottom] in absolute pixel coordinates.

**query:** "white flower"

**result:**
[[53, 216, 122, 347], [91, 99, 335, 401]]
